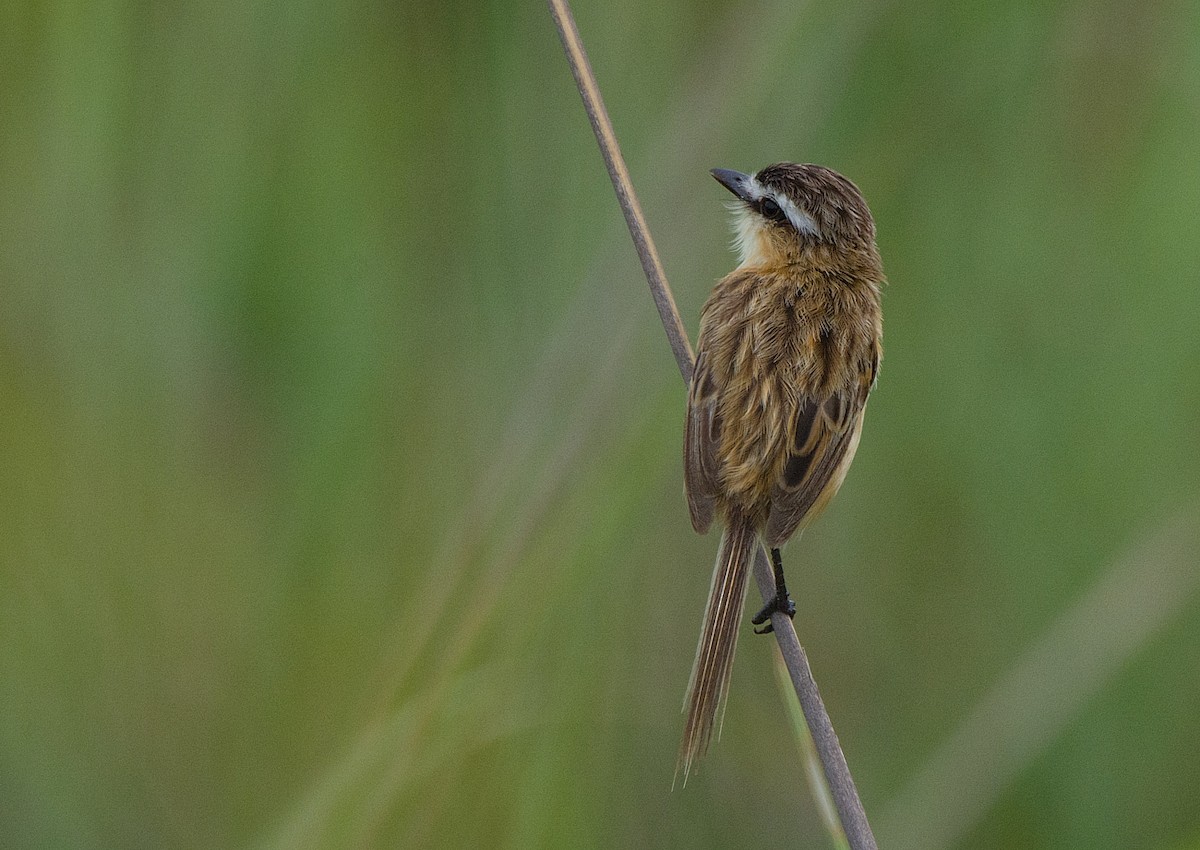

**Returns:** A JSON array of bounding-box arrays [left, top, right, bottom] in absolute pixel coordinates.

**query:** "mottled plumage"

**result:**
[[679, 163, 884, 781]]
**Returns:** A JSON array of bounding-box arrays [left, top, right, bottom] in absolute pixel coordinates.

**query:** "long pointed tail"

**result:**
[[677, 514, 756, 784]]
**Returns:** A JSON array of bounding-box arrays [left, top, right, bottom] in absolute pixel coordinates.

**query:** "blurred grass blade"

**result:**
[[774, 651, 849, 850], [878, 510, 1200, 850]]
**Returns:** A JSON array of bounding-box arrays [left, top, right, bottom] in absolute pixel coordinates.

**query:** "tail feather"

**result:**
[[676, 516, 756, 784]]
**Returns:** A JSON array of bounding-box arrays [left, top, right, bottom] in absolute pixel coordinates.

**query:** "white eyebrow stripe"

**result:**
[[745, 176, 821, 238], [777, 194, 821, 238]]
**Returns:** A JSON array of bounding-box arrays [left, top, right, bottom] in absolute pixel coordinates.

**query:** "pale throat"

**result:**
[[731, 205, 772, 268], [729, 176, 820, 269]]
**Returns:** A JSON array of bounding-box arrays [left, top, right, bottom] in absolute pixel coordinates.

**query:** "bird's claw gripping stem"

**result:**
[[751, 547, 796, 635]]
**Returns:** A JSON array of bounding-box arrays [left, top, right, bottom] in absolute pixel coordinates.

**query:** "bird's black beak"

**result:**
[[710, 168, 754, 202]]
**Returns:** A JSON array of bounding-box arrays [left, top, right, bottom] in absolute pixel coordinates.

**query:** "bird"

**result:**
[[678, 163, 884, 781]]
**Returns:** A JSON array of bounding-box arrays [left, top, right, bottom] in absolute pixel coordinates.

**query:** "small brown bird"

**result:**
[[679, 163, 884, 780]]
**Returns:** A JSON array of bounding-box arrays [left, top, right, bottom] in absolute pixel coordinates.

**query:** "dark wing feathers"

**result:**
[[683, 352, 718, 534], [689, 345, 878, 544], [764, 386, 867, 547]]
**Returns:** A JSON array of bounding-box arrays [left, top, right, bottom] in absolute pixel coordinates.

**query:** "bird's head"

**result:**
[[711, 163, 877, 269]]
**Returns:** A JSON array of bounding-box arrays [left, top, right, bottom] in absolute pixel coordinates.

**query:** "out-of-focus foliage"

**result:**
[[2, 1, 1198, 848]]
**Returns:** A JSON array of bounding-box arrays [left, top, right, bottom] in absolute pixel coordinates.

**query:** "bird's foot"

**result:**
[[751, 591, 796, 635]]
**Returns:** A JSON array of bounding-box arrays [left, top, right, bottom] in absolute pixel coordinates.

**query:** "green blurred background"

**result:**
[[3, 0, 1199, 847]]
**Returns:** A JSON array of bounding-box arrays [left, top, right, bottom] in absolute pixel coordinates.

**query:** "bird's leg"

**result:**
[[751, 547, 796, 634]]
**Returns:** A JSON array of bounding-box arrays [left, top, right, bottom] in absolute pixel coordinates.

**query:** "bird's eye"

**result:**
[[759, 197, 787, 224]]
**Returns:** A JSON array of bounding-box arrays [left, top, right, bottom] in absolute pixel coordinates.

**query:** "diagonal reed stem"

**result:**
[[546, 2, 877, 848], [546, 0, 694, 385]]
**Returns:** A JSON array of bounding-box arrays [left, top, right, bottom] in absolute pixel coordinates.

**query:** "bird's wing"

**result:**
[[764, 365, 874, 547], [683, 351, 719, 534]]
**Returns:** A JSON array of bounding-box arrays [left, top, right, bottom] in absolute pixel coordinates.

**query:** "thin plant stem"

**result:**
[[546, 0, 694, 385], [546, 2, 878, 848]]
